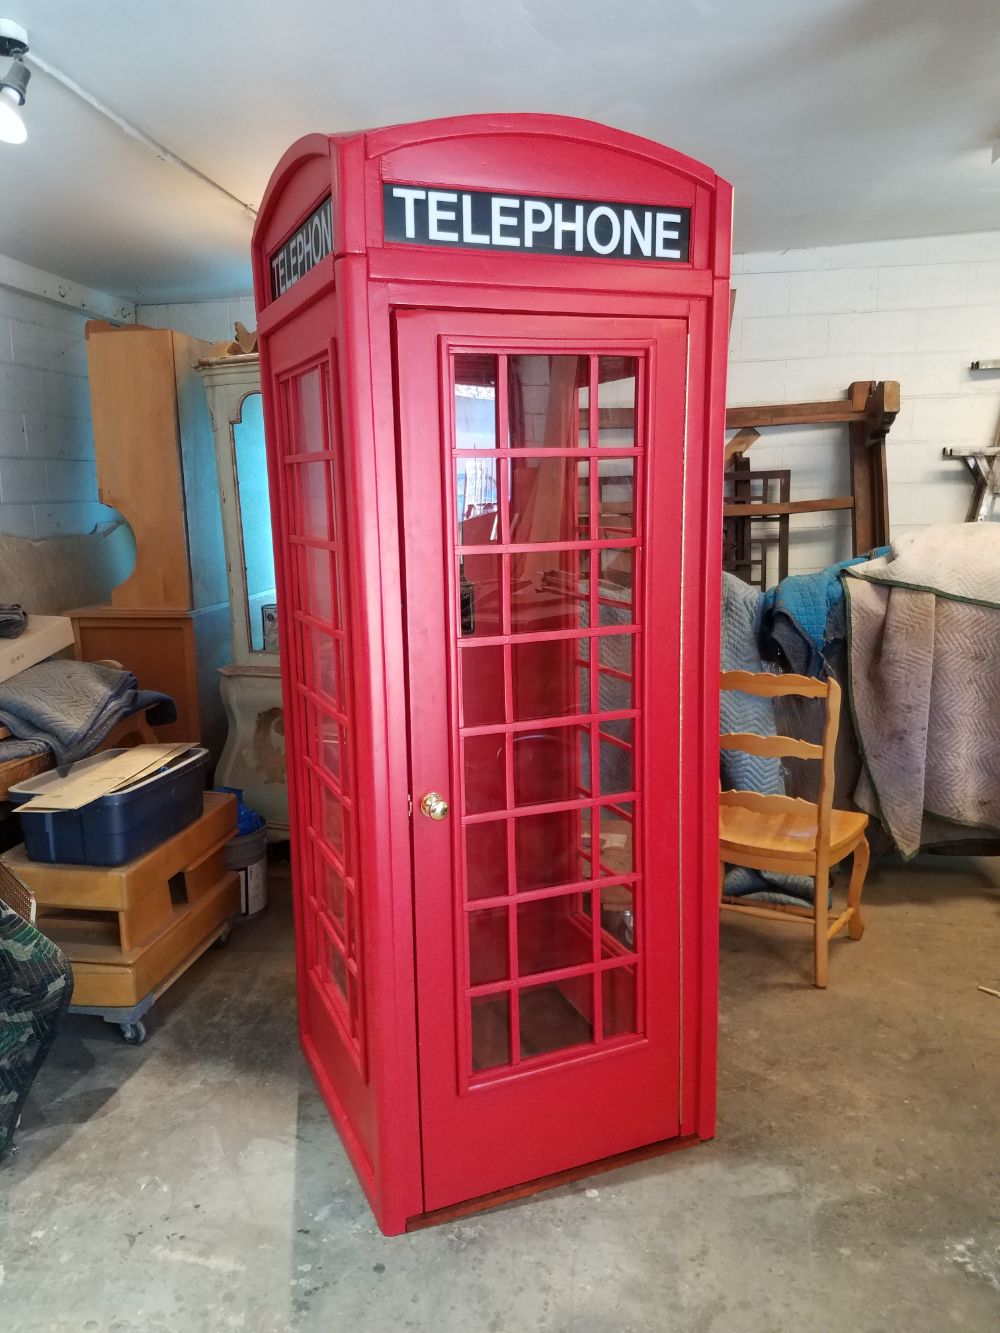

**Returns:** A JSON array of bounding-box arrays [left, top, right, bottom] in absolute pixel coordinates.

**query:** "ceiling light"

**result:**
[[0, 19, 29, 145]]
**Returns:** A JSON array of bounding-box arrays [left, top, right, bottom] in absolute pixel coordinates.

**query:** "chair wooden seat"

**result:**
[[719, 669, 870, 988], [720, 795, 869, 864]]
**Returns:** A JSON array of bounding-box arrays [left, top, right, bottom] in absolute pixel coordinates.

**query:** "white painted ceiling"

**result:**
[[1, 0, 998, 301]]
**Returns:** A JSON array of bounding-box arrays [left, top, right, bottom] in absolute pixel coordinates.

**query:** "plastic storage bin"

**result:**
[[8, 747, 209, 867]]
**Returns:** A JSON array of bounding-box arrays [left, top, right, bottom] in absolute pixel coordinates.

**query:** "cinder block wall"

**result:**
[[0, 287, 110, 541], [147, 235, 1000, 581], [729, 231, 1000, 575]]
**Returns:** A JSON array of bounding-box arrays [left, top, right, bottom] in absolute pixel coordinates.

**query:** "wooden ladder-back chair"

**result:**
[[719, 670, 870, 988]]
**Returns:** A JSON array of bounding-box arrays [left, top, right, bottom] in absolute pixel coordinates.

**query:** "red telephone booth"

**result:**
[[251, 115, 731, 1235]]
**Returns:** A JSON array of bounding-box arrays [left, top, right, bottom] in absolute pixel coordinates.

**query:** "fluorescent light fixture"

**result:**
[[0, 19, 29, 145]]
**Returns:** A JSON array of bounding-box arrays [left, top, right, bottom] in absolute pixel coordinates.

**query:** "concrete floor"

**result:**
[[3, 855, 1000, 1332]]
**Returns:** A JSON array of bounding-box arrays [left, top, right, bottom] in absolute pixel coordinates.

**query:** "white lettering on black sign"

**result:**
[[383, 184, 690, 262], [270, 197, 333, 299]]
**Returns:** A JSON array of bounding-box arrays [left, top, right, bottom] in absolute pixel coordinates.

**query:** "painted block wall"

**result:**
[[0, 286, 115, 542], [136, 296, 257, 343], [139, 229, 1000, 581], [729, 230, 1000, 576]]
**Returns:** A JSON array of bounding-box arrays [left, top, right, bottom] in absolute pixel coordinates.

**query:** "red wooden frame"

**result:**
[[252, 114, 731, 1235]]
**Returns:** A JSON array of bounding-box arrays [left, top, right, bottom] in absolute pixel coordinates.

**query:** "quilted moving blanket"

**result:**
[[844, 524, 1000, 857], [0, 660, 176, 767]]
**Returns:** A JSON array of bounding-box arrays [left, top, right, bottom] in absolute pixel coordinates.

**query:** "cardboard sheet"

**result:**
[[16, 744, 193, 812]]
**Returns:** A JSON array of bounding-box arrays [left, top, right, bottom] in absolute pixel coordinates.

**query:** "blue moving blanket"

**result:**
[[720, 573, 813, 906], [758, 551, 889, 675]]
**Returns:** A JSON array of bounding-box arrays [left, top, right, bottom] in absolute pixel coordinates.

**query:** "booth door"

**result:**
[[396, 310, 689, 1212]]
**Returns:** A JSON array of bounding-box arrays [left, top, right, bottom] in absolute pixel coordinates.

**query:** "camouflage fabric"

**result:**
[[0, 904, 73, 1157]]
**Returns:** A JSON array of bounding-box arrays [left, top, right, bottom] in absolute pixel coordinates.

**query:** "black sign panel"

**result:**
[[270, 197, 333, 299], [383, 183, 690, 263]]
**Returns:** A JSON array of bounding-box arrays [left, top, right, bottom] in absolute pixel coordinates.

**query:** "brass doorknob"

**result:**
[[420, 791, 450, 821]]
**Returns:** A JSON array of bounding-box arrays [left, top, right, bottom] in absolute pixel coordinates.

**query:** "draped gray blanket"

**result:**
[[844, 525, 1000, 857], [0, 660, 176, 767]]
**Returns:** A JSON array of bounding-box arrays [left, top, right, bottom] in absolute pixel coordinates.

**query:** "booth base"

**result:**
[[405, 1132, 705, 1232]]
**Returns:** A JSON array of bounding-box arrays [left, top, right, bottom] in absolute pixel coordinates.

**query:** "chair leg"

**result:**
[[814, 863, 829, 989], [847, 837, 869, 940]]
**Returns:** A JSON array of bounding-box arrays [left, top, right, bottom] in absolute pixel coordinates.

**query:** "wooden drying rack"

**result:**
[[724, 380, 900, 556]]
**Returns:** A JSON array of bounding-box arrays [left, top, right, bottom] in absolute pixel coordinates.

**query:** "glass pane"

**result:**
[[597, 804, 635, 877], [463, 733, 506, 815], [602, 966, 637, 1038], [520, 978, 594, 1058], [456, 458, 499, 544], [299, 545, 334, 624], [509, 458, 588, 543], [597, 357, 637, 446], [461, 645, 506, 727], [513, 725, 589, 806], [343, 892, 357, 960], [303, 701, 344, 782], [508, 355, 589, 448], [291, 366, 328, 453], [599, 884, 635, 955], [511, 639, 589, 721], [516, 808, 589, 892], [316, 783, 347, 862], [510, 549, 589, 635], [596, 457, 635, 539], [232, 393, 277, 653], [472, 993, 510, 1072], [454, 354, 497, 450], [599, 631, 633, 676], [465, 820, 509, 901], [597, 673, 632, 715], [316, 849, 346, 928], [294, 463, 330, 540], [330, 943, 348, 1000], [468, 907, 509, 986], [458, 556, 502, 638], [517, 892, 593, 977], [307, 630, 341, 707], [599, 723, 634, 796], [597, 549, 634, 626]]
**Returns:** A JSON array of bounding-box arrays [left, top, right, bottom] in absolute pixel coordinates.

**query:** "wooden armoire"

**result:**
[[69, 323, 230, 758]]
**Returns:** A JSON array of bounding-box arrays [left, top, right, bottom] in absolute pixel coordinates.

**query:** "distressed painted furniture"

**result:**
[[196, 353, 288, 838]]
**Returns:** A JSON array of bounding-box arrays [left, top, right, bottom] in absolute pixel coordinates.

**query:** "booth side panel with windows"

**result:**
[[252, 115, 731, 1235]]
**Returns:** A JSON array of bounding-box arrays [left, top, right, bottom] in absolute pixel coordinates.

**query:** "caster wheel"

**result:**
[[120, 1021, 147, 1045], [213, 923, 232, 949]]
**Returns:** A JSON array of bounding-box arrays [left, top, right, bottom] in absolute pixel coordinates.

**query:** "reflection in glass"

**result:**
[[510, 549, 589, 635], [296, 462, 330, 542], [463, 733, 506, 815], [472, 994, 510, 1071], [465, 820, 509, 901], [511, 639, 589, 721], [454, 355, 497, 450], [232, 393, 278, 652], [517, 893, 592, 976], [456, 458, 499, 544], [513, 726, 588, 807], [508, 355, 589, 448], [458, 555, 502, 639], [520, 978, 593, 1057], [516, 808, 589, 892], [602, 966, 637, 1037], [510, 456, 588, 543], [468, 908, 509, 986], [597, 357, 637, 446], [596, 456, 635, 539]]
